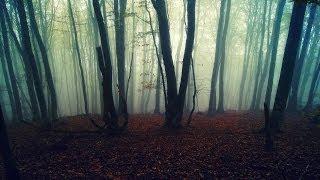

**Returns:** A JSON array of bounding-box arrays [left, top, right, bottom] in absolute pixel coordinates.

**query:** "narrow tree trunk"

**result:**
[[208, 0, 227, 115], [114, 0, 127, 115], [67, 0, 89, 114], [264, 0, 286, 108], [217, 0, 231, 113], [250, 0, 268, 110]]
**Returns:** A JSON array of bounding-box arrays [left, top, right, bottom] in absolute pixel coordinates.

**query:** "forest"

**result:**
[[0, 0, 320, 178]]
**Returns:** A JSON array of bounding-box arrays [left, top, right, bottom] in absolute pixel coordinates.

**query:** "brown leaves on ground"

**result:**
[[1, 112, 320, 179]]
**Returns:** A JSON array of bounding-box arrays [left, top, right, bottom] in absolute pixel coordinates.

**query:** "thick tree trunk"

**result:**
[[271, 2, 306, 131], [26, 0, 58, 120], [67, 0, 89, 115], [152, 0, 196, 128], [93, 0, 128, 130], [16, 0, 48, 123], [288, 4, 317, 111], [0, 104, 19, 179]]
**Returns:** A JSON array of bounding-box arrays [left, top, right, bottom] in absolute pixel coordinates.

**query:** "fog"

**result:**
[[0, 0, 319, 122]]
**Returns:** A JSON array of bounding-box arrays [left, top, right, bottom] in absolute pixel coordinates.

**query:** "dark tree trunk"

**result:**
[[0, 3, 23, 123], [264, 0, 286, 108], [26, 0, 58, 120], [4, 4, 40, 121], [288, 4, 317, 111], [271, 2, 306, 131], [154, 68, 161, 114], [93, 0, 128, 130], [15, 0, 48, 123], [67, 0, 89, 115], [0, 104, 20, 179], [152, 0, 196, 128]]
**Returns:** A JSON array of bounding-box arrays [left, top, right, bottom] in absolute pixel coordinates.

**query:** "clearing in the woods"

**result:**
[[1, 112, 320, 179]]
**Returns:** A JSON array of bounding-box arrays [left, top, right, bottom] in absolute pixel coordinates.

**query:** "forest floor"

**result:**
[[1, 111, 320, 179]]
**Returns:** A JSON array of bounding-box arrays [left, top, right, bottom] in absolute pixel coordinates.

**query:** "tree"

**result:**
[[0, 103, 20, 179], [151, 0, 196, 128], [92, 0, 128, 130], [217, 0, 231, 113], [26, 0, 58, 120], [250, 0, 268, 110], [0, 3, 23, 123], [208, 0, 230, 114], [15, 0, 48, 123], [2, 0, 40, 121], [67, 0, 89, 115], [288, 4, 317, 110], [114, 0, 128, 115], [264, 0, 286, 108], [270, 2, 307, 131]]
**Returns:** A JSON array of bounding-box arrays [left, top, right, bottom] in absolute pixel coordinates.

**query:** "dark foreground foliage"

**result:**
[[1, 112, 320, 179]]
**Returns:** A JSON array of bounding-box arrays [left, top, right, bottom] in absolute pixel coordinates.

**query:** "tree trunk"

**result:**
[[250, 0, 268, 110], [288, 4, 317, 111], [0, 6, 23, 123], [271, 2, 306, 131], [67, 0, 89, 115], [152, 0, 196, 128], [114, 0, 127, 115], [16, 0, 48, 123], [217, 0, 231, 113], [264, 0, 286, 108], [304, 50, 320, 110], [26, 0, 58, 120], [208, 0, 227, 115], [0, 104, 19, 179]]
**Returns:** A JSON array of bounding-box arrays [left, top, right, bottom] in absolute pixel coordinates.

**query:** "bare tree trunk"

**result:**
[[250, 0, 268, 110], [217, 0, 231, 113], [0, 104, 19, 179], [16, 0, 48, 123], [114, 0, 127, 115], [26, 0, 58, 120], [1, 3, 24, 123], [67, 0, 89, 115], [271, 2, 306, 131]]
